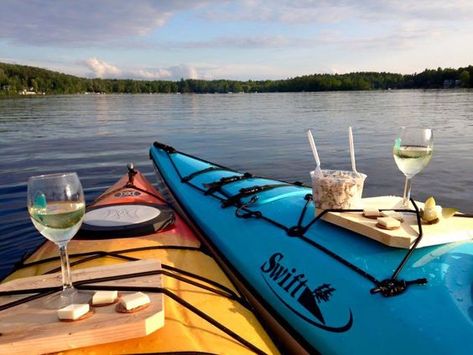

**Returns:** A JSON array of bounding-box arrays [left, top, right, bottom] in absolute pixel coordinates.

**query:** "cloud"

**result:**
[[160, 27, 440, 52], [202, 1, 352, 24], [81, 57, 284, 80], [3, 1, 472, 79], [197, 63, 290, 80], [189, 1, 473, 56], [2, 0, 472, 51], [313, 25, 443, 52], [356, 0, 473, 22], [85, 58, 121, 78], [167, 35, 294, 49], [201, 0, 473, 24], [133, 65, 199, 80], [0, 0, 210, 46], [83, 58, 199, 80]]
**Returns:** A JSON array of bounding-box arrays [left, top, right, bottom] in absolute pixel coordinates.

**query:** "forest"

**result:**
[[1, 62, 472, 96]]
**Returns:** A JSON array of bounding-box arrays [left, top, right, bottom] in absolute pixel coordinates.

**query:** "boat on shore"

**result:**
[[0, 165, 279, 354], [150, 141, 473, 355]]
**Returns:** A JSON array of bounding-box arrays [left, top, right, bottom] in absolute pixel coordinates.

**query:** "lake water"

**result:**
[[1, 90, 472, 278]]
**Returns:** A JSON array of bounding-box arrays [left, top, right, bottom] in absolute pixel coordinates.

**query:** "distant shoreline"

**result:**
[[1, 62, 472, 96], [2, 87, 473, 99]]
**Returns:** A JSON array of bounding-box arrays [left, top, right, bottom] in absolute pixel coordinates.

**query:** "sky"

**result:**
[[0, 0, 472, 81]]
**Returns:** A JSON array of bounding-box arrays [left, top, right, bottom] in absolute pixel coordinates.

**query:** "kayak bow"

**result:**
[[150, 141, 473, 355], [2, 165, 279, 354]]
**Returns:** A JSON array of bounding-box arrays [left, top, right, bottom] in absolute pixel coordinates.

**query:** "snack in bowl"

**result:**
[[311, 169, 366, 210]]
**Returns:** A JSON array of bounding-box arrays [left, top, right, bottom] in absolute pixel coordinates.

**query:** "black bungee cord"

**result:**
[[0, 264, 267, 355], [157, 143, 448, 297]]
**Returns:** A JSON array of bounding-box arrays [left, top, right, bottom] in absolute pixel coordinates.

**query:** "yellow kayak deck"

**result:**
[[3, 226, 279, 354]]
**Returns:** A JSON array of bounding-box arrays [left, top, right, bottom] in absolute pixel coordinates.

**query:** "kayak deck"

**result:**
[[2, 170, 279, 355], [3, 226, 278, 354]]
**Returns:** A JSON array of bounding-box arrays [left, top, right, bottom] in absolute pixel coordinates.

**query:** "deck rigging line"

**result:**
[[16, 245, 201, 269], [156, 142, 440, 297], [0, 260, 265, 354], [181, 166, 231, 182], [13, 245, 247, 307], [203, 173, 253, 195]]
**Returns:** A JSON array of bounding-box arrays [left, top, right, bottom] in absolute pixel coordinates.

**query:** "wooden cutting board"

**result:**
[[0, 259, 164, 354], [320, 196, 473, 249]]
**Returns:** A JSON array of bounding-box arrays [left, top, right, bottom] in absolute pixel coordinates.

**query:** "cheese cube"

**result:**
[[377, 216, 401, 229], [92, 290, 118, 305], [363, 207, 380, 217], [57, 303, 90, 320], [120, 292, 150, 311], [381, 210, 404, 222]]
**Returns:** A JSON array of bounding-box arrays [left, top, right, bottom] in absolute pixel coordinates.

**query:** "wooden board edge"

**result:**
[[0, 308, 165, 355], [322, 212, 414, 249]]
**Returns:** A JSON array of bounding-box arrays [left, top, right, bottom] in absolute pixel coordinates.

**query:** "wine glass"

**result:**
[[393, 127, 433, 208], [27, 172, 87, 308]]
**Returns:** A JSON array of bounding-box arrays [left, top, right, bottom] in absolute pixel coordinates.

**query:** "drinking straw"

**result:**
[[306, 129, 321, 168], [349, 126, 358, 174]]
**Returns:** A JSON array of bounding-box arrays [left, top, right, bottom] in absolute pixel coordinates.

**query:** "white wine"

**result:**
[[29, 201, 85, 245], [27, 172, 86, 308], [393, 145, 433, 178]]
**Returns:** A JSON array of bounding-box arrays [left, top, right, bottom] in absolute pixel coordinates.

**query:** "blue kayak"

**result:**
[[150, 141, 473, 354]]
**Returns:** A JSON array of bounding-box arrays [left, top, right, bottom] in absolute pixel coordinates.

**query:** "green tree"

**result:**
[[459, 70, 470, 88], [0, 68, 6, 84]]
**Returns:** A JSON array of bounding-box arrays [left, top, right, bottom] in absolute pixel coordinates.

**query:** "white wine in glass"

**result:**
[[27, 172, 87, 308], [393, 127, 433, 207]]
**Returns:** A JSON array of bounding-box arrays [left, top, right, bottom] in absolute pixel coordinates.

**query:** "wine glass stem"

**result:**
[[58, 244, 73, 292], [402, 177, 412, 208]]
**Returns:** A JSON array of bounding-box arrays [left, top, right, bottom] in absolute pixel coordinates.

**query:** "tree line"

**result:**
[[1, 62, 472, 96]]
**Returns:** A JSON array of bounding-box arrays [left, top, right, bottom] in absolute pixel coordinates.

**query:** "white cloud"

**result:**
[[85, 58, 121, 78], [134, 68, 173, 80], [82, 58, 200, 80], [188, 0, 473, 58], [80, 57, 285, 80], [194, 63, 289, 80], [133, 65, 199, 80]]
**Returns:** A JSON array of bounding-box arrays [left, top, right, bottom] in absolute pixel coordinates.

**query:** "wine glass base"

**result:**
[[393, 197, 411, 209], [391, 197, 412, 222], [42, 288, 92, 309]]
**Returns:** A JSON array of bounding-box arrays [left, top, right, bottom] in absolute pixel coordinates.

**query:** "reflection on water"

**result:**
[[1, 90, 472, 278]]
